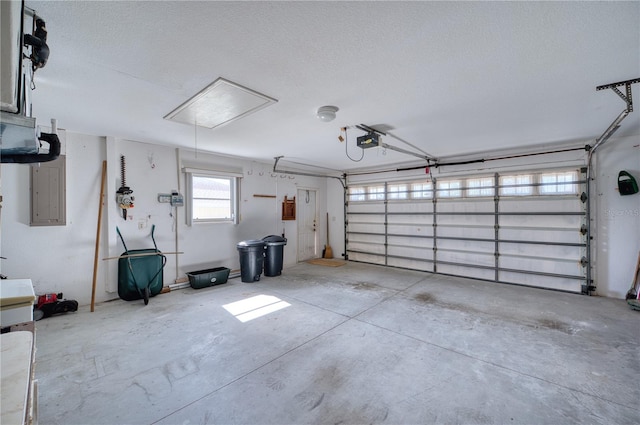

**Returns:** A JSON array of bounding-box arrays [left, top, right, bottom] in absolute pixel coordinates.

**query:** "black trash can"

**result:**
[[237, 240, 265, 282], [262, 235, 287, 277]]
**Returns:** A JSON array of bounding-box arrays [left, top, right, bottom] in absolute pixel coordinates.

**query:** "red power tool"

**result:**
[[33, 293, 78, 321]]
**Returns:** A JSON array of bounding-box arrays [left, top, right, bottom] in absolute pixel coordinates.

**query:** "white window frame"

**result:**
[[368, 185, 385, 201], [500, 174, 534, 197], [411, 182, 433, 199], [437, 179, 462, 198], [466, 177, 495, 197], [348, 186, 366, 202], [539, 170, 579, 195], [184, 168, 242, 225], [347, 168, 578, 204], [387, 183, 409, 200]]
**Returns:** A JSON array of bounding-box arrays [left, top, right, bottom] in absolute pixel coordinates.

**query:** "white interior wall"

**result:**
[[2, 131, 105, 300], [594, 135, 640, 298], [1, 132, 327, 305], [0, 133, 637, 302], [326, 177, 346, 260]]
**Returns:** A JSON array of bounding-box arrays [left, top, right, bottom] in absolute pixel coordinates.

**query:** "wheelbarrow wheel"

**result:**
[[143, 287, 150, 305]]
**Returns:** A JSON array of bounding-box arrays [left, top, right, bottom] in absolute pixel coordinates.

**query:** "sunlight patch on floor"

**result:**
[[223, 294, 291, 322]]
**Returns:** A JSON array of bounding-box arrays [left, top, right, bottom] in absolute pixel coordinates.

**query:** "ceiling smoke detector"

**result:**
[[317, 105, 339, 122]]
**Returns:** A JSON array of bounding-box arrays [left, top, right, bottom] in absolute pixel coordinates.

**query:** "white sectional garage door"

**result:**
[[346, 168, 589, 293]]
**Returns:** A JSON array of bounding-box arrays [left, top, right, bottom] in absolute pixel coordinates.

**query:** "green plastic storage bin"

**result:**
[[187, 267, 230, 289]]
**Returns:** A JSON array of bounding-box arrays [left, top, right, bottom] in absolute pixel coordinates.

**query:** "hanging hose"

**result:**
[[1, 132, 60, 163], [343, 127, 364, 162]]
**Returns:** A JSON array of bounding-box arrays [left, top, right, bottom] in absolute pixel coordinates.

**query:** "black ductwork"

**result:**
[[0, 2, 58, 164], [1, 132, 60, 163]]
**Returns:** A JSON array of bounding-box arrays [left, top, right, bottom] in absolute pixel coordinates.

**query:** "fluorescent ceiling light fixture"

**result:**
[[164, 78, 277, 129], [223, 294, 291, 323]]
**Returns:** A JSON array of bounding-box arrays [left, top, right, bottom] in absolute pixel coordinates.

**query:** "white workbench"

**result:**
[[0, 279, 35, 327], [1, 331, 37, 424], [1, 279, 37, 424]]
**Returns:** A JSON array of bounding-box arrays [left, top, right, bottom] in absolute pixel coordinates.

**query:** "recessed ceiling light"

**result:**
[[317, 105, 339, 122], [164, 78, 277, 129]]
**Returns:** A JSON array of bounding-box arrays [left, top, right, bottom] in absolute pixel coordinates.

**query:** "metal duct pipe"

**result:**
[[272, 156, 345, 188], [1, 131, 60, 163]]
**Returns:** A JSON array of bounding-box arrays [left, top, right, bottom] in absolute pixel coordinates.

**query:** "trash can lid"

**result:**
[[237, 239, 266, 248], [262, 235, 287, 245]]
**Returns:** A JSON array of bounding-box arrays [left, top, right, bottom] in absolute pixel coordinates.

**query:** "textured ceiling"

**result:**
[[26, 1, 640, 171]]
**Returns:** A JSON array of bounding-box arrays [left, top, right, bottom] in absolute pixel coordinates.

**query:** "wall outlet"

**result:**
[[158, 193, 171, 203]]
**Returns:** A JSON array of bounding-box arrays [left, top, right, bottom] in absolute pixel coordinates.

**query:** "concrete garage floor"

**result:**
[[35, 262, 639, 424]]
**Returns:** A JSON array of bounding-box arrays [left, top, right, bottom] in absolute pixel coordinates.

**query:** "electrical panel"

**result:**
[[30, 155, 66, 226]]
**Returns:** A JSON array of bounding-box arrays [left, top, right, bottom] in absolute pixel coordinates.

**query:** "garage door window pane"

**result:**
[[437, 180, 462, 198], [368, 186, 385, 201], [348, 187, 366, 202], [411, 182, 433, 199], [388, 184, 409, 200], [539, 171, 578, 195], [466, 177, 494, 197], [500, 175, 533, 196]]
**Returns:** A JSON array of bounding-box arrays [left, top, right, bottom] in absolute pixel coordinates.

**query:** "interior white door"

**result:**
[[297, 189, 317, 261]]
